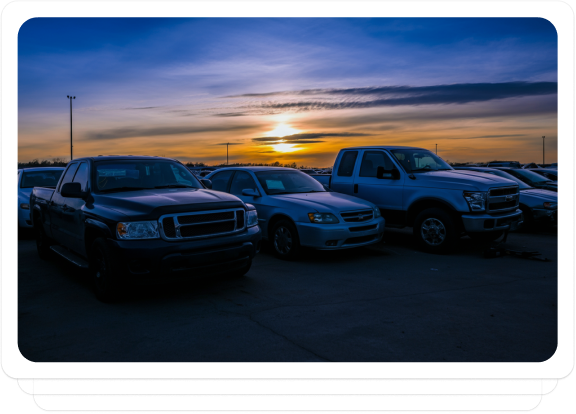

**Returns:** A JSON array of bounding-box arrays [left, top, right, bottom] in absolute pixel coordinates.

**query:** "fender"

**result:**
[[85, 218, 113, 238]]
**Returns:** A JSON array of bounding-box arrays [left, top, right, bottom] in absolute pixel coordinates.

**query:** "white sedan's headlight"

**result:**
[[463, 191, 487, 211], [116, 221, 160, 239], [308, 213, 339, 224], [372, 206, 381, 218], [246, 210, 258, 227]]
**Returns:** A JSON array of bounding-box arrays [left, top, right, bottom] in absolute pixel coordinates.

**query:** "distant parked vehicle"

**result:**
[[522, 162, 541, 169], [206, 167, 385, 260], [486, 161, 522, 168], [491, 167, 557, 192], [299, 169, 317, 175], [528, 168, 558, 181], [18, 167, 65, 228], [455, 167, 557, 227], [311, 146, 522, 253]]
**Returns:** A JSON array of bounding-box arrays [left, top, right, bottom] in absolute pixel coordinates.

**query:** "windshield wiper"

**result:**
[[100, 186, 151, 193], [154, 184, 196, 189]]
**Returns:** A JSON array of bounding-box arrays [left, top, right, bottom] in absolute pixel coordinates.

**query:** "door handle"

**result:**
[[354, 184, 358, 193]]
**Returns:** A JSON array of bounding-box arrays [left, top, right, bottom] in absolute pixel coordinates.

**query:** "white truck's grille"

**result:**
[[487, 186, 519, 212]]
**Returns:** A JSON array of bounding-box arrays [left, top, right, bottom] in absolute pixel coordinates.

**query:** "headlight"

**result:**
[[20, 203, 30, 210], [308, 212, 339, 224], [543, 202, 557, 209], [372, 206, 381, 218], [116, 221, 159, 239], [246, 210, 258, 227], [463, 191, 486, 211]]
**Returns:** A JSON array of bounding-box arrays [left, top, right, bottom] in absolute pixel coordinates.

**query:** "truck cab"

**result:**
[[321, 146, 522, 253]]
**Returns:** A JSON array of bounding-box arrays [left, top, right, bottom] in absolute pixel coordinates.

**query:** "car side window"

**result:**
[[359, 151, 395, 178], [210, 170, 234, 192], [72, 162, 89, 191], [230, 171, 258, 196], [58, 163, 79, 192], [337, 151, 358, 177]]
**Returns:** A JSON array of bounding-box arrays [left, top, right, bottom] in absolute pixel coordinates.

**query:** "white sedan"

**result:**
[[18, 167, 64, 228]]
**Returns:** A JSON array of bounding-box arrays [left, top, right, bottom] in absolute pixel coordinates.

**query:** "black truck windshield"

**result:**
[[95, 160, 202, 192], [255, 170, 326, 195], [391, 149, 452, 172]]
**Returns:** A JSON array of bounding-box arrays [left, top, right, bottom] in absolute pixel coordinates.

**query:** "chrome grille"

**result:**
[[487, 186, 519, 212], [159, 208, 246, 240], [340, 209, 374, 222]]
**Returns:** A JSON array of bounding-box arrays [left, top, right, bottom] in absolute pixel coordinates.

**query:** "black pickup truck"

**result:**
[[30, 156, 261, 301]]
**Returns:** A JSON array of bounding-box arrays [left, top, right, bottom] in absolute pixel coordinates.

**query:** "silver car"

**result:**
[[18, 167, 65, 228], [206, 167, 385, 259]]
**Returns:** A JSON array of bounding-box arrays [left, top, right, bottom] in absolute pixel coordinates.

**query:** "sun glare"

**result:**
[[266, 123, 300, 137], [271, 142, 302, 153]]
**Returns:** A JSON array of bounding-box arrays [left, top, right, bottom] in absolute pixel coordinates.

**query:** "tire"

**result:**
[[468, 231, 504, 243], [90, 238, 123, 303], [230, 259, 252, 278], [34, 222, 53, 261], [413, 208, 457, 254], [271, 219, 301, 260]]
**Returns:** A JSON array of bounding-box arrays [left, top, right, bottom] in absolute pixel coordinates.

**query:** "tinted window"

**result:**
[[210, 170, 234, 192], [72, 163, 89, 191], [337, 151, 358, 177], [230, 171, 258, 196], [58, 163, 79, 192], [392, 150, 452, 172], [20, 169, 64, 189], [255, 170, 325, 195], [359, 151, 395, 178]]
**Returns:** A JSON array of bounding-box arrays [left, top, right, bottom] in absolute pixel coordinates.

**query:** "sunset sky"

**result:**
[[18, 18, 557, 167]]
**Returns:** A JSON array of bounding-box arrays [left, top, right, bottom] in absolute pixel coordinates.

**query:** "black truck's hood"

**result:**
[[93, 188, 245, 220]]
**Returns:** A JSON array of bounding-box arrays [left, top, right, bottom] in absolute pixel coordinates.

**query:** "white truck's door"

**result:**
[[330, 150, 359, 195]]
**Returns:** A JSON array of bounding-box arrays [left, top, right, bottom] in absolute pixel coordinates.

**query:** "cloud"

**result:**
[[124, 106, 161, 110], [252, 132, 372, 145], [455, 134, 528, 140], [84, 124, 256, 140], [223, 82, 557, 114], [213, 113, 247, 117]]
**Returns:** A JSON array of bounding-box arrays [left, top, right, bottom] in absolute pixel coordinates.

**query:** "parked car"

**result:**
[[491, 167, 557, 192], [528, 168, 558, 181], [299, 169, 317, 175], [454, 167, 557, 227], [205, 167, 385, 259], [30, 156, 261, 301], [486, 161, 522, 168], [522, 162, 541, 169], [18, 167, 65, 228], [311, 146, 522, 253]]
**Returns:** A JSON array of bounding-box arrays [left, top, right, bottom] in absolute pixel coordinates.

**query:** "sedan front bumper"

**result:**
[[532, 208, 557, 224], [295, 217, 385, 250], [461, 209, 522, 233]]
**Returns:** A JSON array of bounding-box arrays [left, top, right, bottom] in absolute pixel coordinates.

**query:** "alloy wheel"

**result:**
[[421, 218, 446, 246], [274, 226, 292, 255]]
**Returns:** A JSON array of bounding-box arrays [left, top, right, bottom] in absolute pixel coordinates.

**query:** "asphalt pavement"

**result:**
[[18, 227, 557, 362]]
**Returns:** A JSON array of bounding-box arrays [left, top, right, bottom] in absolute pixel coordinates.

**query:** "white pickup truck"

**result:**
[[312, 146, 523, 253]]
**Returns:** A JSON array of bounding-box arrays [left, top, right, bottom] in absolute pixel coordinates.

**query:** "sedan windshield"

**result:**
[[391, 149, 452, 172], [94, 160, 202, 192], [488, 170, 531, 190], [255, 170, 326, 195], [503, 169, 555, 187], [20, 170, 64, 188]]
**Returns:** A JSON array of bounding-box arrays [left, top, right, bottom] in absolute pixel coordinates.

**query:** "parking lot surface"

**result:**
[[18, 228, 557, 362]]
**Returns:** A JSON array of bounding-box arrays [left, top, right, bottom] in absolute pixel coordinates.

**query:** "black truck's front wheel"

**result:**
[[413, 208, 457, 254], [90, 238, 123, 302]]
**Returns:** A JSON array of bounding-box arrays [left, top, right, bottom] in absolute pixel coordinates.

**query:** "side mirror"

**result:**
[[242, 188, 260, 197], [200, 179, 212, 189], [376, 166, 401, 180], [61, 182, 87, 199]]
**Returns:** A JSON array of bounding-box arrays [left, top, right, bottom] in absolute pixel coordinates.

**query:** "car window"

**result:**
[[255, 170, 325, 195], [72, 162, 89, 191], [337, 151, 358, 177], [20, 169, 64, 189], [359, 151, 395, 178], [58, 163, 79, 192], [169, 164, 195, 186], [210, 170, 234, 192], [229, 171, 258, 196]]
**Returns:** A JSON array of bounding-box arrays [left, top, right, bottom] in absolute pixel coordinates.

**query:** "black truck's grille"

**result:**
[[340, 210, 374, 222], [159, 208, 245, 240]]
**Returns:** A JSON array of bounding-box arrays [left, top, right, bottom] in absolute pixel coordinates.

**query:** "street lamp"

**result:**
[[542, 136, 545, 165], [67, 95, 76, 160], [435, 144, 437, 155]]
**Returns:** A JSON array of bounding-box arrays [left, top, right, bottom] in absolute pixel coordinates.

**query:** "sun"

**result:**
[[266, 123, 300, 137], [271, 142, 302, 153]]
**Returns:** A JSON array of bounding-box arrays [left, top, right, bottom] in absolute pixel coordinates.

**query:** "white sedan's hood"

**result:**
[[273, 192, 375, 212]]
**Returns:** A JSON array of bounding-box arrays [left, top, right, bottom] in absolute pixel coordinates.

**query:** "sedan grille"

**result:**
[[160, 208, 246, 240], [340, 209, 374, 222]]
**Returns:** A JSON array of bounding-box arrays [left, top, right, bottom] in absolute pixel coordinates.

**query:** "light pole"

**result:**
[[226, 142, 229, 165], [67, 95, 76, 160], [435, 144, 437, 155], [542, 136, 545, 165]]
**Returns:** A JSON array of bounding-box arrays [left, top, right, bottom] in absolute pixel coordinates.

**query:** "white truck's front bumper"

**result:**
[[461, 209, 522, 233]]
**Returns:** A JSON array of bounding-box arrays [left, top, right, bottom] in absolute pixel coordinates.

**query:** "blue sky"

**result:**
[[18, 18, 557, 165]]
